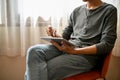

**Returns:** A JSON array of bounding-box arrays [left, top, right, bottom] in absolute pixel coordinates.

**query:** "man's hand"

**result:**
[[51, 40, 76, 54], [46, 25, 61, 37]]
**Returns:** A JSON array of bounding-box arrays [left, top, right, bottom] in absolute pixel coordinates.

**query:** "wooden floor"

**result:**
[[0, 55, 120, 80]]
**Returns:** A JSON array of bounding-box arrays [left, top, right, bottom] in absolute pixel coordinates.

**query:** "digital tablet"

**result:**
[[40, 37, 75, 47]]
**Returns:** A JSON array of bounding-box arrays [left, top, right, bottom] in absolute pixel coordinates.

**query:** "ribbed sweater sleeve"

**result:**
[[96, 6, 117, 54]]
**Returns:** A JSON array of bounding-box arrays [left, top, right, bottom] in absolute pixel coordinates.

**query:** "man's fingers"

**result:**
[[61, 41, 69, 47], [51, 40, 62, 51]]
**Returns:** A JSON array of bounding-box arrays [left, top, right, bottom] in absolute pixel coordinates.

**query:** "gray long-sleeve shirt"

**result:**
[[62, 2, 117, 55]]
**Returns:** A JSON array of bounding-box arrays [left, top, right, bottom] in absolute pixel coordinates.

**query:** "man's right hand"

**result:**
[[46, 25, 61, 37]]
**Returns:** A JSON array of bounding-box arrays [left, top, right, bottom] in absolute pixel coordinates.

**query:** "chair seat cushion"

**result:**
[[64, 70, 101, 80]]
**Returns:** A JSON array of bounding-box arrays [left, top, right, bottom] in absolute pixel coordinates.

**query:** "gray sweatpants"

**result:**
[[25, 44, 94, 80]]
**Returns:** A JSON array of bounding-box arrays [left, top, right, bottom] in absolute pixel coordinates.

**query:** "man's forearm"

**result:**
[[74, 45, 97, 54]]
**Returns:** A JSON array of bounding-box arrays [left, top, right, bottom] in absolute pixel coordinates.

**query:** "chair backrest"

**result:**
[[101, 52, 112, 77]]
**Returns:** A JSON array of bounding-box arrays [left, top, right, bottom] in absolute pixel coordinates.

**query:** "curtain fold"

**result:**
[[0, 0, 120, 56], [0, 0, 83, 56]]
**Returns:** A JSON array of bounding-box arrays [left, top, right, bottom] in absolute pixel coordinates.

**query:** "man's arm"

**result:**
[[95, 6, 117, 55], [74, 45, 97, 54], [51, 40, 97, 54]]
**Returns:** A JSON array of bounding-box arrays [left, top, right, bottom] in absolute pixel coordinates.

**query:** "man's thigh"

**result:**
[[27, 44, 64, 61], [47, 54, 94, 80]]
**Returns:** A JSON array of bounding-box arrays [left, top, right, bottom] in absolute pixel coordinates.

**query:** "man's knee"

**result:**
[[26, 45, 48, 65], [26, 46, 38, 65]]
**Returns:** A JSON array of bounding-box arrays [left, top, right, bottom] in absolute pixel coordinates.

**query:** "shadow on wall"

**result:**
[[106, 55, 120, 80]]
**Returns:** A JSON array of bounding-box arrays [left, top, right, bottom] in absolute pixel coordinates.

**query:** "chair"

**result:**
[[64, 52, 112, 80]]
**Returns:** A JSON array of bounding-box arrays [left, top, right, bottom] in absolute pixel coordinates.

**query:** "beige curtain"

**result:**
[[0, 0, 120, 57], [0, 0, 83, 57]]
